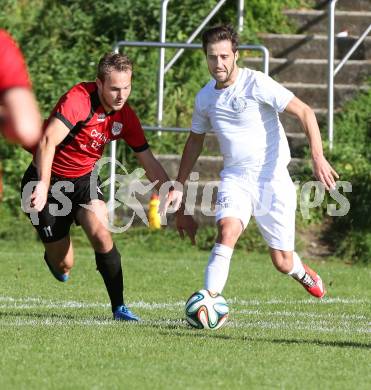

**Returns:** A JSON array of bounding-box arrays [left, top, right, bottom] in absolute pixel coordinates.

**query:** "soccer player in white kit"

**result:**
[[165, 25, 339, 298]]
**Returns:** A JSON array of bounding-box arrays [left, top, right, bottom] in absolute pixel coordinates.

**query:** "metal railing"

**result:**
[[163, 0, 228, 74], [158, 0, 231, 131], [327, 0, 371, 150], [238, 0, 245, 33]]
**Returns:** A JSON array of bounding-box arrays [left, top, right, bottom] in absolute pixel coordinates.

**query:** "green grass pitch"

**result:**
[[0, 228, 370, 389]]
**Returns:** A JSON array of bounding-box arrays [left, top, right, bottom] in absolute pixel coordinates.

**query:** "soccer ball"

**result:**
[[185, 289, 229, 330]]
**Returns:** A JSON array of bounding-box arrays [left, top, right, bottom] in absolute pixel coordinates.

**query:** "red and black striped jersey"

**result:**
[[43, 82, 149, 178]]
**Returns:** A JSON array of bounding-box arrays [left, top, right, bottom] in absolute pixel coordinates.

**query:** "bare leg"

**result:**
[[269, 248, 326, 298], [44, 235, 74, 276], [216, 217, 244, 247], [76, 200, 113, 253], [76, 200, 139, 320], [269, 248, 293, 274]]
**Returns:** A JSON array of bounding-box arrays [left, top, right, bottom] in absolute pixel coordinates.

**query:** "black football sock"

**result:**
[[95, 244, 124, 311]]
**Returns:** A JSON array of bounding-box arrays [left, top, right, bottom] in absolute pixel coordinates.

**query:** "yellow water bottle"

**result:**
[[148, 192, 161, 230]]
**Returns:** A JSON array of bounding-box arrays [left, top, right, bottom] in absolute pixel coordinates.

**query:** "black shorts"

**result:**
[[21, 163, 104, 243]]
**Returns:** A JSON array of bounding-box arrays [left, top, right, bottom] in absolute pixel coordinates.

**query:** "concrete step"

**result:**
[[156, 155, 222, 180], [204, 131, 308, 157], [284, 9, 371, 35], [282, 82, 367, 109], [280, 109, 328, 134], [244, 57, 371, 84], [155, 154, 305, 181], [258, 33, 371, 60], [313, 0, 371, 12], [283, 133, 307, 157]]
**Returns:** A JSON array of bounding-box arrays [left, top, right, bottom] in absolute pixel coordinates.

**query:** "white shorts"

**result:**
[[215, 167, 297, 251]]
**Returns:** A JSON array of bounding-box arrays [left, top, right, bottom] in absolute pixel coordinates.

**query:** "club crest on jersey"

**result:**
[[231, 96, 248, 113], [97, 113, 106, 122], [111, 121, 123, 136]]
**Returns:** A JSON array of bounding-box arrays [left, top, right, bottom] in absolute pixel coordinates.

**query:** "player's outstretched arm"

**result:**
[[136, 147, 198, 243], [161, 131, 206, 214], [31, 117, 70, 211], [175, 204, 198, 245], [171, 131, 204, 244], [285, 96, 339, 190], [1, 88, 42, 149], [135, 148, 183, 211], [135, 148, 170, 190], [176, 131, 205, 184], [0, 30, 42, 148]]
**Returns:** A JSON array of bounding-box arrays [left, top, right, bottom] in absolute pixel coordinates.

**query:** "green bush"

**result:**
[[295, 87, 371, 264], [0, 0, 311, 213], [0, 142, 32, 215], [328, 88, 371, 264]]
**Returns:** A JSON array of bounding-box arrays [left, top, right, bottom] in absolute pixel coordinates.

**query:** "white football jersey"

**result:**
[[191, 68, 294, 178]]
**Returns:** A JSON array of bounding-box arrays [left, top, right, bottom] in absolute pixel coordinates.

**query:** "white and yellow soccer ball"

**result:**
[[185, 289, 229, 330]]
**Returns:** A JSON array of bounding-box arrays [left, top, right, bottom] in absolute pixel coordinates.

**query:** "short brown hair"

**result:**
[[202, 25, 239, 54], [97, 52, 133, 81]]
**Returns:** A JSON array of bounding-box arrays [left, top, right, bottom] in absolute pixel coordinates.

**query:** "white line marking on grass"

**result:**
[[0, 319, 115, 326], [0, 298, 183, 310], [1, 295, 370, 335], [2, 302, 368, 325], [0, 304, 107, 309], [1, 296, 370, 333], [230, 297, 371, 305], [0, 302, 184, 310], [0, 318, 369, 334], [227, 320, 371, 334], [1, 295, 370, 308], [238, 309, 368, 321], [0, 318, 186, 327]]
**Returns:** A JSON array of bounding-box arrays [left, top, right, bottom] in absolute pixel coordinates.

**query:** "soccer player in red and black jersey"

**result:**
[[0, 29, 41, 148], [21, 52, 197, 321]]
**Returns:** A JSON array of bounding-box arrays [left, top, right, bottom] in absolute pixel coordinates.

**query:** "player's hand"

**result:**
[[30, 181, 48, 211], [159, 187, 184, 215], [312, 155, 339, 191], [176, 208, 198, 245]]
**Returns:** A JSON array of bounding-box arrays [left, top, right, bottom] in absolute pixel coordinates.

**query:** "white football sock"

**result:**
[[204, 243, 234, 294], [288, 251, 306, 280]]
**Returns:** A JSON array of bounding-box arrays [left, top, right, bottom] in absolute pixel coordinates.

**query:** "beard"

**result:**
[[212, 61, 236, 87], [99, 92, 124, 112]]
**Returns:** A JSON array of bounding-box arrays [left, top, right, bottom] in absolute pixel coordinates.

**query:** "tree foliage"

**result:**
[[0, 0, 309, 211], [296, 86, 371, 264]]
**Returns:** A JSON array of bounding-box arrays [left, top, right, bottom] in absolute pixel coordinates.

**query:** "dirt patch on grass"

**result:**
[[297, 218, 335, 260]]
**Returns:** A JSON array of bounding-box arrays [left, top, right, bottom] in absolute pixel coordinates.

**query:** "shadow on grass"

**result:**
[[146, 324, 371, 350], [2, 312, 370, 351], [270, 338, 371, 350]]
